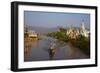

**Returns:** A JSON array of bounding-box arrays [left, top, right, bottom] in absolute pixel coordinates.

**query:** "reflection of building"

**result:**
[[66, 21, 89, 39]]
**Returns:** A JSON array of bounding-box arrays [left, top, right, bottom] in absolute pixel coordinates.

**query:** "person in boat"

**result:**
[[49, 41, 56, 60]]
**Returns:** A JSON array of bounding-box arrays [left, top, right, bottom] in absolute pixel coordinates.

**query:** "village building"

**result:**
[[24, 27, 38, 38], [28, 30, 38, 38]]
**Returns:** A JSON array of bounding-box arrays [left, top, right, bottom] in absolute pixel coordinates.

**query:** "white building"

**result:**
[[66, 21, 89, 38], [80, 22, 89, 37], [28, 30, 38, 38]]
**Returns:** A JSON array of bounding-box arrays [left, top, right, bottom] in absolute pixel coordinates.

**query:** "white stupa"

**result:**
[[80, 21, 89, 37]]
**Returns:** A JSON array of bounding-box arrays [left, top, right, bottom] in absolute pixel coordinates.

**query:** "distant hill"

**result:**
[[25, 25, 59, 34], [24, 25, 90, 34]]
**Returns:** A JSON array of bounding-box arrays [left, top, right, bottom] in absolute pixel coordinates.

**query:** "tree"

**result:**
[[24, 27, 29, 38], [59, 27, 66, 32]]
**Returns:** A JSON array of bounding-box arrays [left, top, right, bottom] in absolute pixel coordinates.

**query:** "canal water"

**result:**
[[24, 35, 89, 62]]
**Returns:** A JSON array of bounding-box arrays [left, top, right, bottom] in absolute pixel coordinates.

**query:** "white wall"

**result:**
[[0, 0, 99, 73]]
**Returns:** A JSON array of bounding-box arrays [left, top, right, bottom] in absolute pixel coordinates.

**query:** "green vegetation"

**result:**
[[70, 35, 90, 56], [47, 31, 69, 42], [47, 28, 90, 56]]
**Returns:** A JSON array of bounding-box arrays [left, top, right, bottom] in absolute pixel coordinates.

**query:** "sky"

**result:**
[[24, 11, 90, 28]]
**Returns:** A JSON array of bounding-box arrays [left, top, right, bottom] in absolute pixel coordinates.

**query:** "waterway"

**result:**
[[24, 35, 89, 62]]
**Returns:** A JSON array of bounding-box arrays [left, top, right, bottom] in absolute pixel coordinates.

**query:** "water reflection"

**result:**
[[24, 38, 38, 60], [48, 42, 56, 60], [24, 36, 89, 62]]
